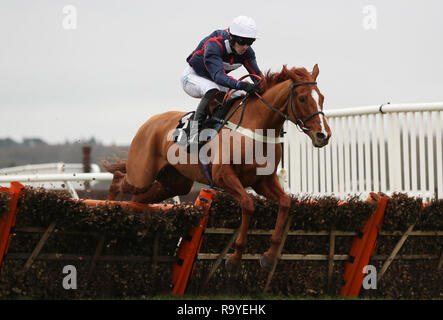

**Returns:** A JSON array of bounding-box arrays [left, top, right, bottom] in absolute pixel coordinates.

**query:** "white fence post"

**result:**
[[436, 111, 443, 199], [387, 113, 402, 193]]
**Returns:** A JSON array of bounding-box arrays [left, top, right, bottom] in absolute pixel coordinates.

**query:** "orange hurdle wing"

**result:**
[[341, 192, 389, 297], [171, 189, 216, 295], [0, 182, 25, 271]]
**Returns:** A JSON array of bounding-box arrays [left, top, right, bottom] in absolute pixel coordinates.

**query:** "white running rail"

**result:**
[[0, 172, 113, 184], [0, 162, 112, 199], [281, 102, 443, 201]]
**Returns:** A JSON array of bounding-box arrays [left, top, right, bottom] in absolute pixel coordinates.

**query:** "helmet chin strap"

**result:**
[[228, 35, 236, 50]]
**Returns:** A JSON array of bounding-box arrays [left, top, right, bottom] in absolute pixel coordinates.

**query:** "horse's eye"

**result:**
[[298, 96, 306, 103]]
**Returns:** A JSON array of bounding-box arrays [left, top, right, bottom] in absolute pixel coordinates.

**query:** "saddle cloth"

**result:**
[[172, 97, 240, 150]]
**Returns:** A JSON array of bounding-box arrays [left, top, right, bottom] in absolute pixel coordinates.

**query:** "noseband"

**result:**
[[256, 81, 325, 132]]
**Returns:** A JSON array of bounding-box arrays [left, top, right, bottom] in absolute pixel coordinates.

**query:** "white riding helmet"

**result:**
[[229, 16, 257, 39]]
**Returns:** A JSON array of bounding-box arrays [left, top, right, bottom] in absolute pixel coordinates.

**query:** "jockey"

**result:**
[[181, 15, 263, 144]]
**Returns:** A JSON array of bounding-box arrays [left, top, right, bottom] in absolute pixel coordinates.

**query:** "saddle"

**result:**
[[173, 93, 243, 150]]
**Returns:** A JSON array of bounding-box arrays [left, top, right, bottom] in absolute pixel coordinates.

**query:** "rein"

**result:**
[[223, 76, 324, 133]]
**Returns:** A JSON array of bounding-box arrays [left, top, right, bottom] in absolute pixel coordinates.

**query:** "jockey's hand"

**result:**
[[237, 81, 260, 94]]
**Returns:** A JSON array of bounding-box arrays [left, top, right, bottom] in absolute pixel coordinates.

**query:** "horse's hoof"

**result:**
[[225, 256, 240, 274], [260, 254, 275, 272]]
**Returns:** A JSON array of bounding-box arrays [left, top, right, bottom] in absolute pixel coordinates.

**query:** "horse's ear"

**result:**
[[312, 64, 319, 80]]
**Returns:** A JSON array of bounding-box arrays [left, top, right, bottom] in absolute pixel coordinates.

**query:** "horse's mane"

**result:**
[[260, 65, 312, 92]]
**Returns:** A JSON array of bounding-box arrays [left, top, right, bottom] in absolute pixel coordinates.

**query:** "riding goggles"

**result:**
[[232, 35, 255, 46]]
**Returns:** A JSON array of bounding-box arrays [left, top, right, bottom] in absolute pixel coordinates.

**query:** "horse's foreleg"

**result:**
[[252, 174, 291, 269], [214, 165, 255, 267]]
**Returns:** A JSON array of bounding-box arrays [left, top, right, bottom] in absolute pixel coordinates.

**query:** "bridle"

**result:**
[[224, 75, 325, 133], [255, 81, 324, 133]]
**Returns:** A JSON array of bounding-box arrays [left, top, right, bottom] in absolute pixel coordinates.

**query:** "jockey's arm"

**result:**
[[204, 41, 241, 90]]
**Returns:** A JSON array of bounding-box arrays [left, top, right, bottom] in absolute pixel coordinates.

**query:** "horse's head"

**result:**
[[260, 65, 331, 148], [292, 65, 331, 147], [285, 64, 331, 148]]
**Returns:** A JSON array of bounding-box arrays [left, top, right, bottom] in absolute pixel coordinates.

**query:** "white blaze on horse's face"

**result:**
[[311, 89, 328, 138]]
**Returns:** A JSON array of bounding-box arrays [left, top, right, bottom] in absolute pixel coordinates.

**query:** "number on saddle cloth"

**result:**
[[173, 112, 194, 146]]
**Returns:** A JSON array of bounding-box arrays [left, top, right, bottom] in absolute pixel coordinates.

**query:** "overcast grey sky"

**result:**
[[1, 0, 442, 145]]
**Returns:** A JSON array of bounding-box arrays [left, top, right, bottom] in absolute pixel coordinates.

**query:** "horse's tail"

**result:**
[[101, 158, 127, 174]]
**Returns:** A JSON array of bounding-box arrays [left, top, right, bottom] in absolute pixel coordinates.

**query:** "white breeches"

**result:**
[[181, 65, 246, 99]]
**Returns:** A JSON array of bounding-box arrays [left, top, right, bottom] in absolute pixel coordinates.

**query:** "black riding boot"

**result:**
[[193, 88, 220, 122], [188, 88, 219, 151]]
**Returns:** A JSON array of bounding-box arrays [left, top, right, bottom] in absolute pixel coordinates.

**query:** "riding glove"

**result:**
[[237, 81, 260, 94]]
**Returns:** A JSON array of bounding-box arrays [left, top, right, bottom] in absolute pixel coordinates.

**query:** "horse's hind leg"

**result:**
[[130, 165, 194, 203], [108, 170, 127, 200], [107, 170, 150, 200]]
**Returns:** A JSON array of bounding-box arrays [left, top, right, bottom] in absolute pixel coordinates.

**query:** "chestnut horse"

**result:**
[[103, 64, 331, 270]]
